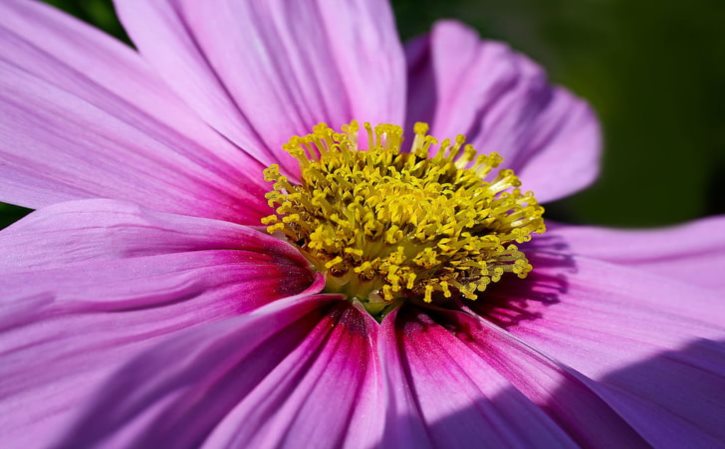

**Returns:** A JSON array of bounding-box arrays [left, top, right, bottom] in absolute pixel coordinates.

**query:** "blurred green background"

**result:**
[[2, 0, 723, 229]]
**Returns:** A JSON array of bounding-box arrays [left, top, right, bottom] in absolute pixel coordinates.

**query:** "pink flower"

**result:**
[[1, 1, 724, 448]]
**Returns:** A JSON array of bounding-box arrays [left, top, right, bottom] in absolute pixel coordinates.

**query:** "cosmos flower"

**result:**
[[0, 0, 724, 448]]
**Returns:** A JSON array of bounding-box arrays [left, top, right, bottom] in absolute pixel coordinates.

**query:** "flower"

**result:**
[[0, 0, 723, 448]]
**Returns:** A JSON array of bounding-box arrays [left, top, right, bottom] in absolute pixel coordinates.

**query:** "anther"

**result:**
[[263, 121, 545, 316]]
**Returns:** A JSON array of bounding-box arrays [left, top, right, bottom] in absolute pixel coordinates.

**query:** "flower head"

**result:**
[[0, 1, 723, 449], [264, 121, 544, 312]]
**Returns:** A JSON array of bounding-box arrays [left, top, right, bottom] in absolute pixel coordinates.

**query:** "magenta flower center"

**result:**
[[263, 122, 546, 315]]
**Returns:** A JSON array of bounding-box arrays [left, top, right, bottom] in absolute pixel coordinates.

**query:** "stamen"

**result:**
[[263, 122, 546, 316]]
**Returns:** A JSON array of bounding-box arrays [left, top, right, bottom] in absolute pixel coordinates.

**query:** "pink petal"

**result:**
[[0, 199, 306, 271], [548, 217, 725, 291], [403, 34, 436, 132], [379, 307, 594, 449], [0, 199, 319, 315], [51, 298, 382, 449], [405, 20, 601, 203], [436, 308, 652, 448], [591, 338, 725, 449], [0, 0, 269, 223], [114, 0, 406, 177], [481, 250, 725, 448], [0, 200, 321, 449]]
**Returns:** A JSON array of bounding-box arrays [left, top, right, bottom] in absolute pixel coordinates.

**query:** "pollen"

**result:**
[[263, 121, 545, 315]]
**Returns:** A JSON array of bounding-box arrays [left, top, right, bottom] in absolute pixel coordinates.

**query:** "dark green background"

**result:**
[[3, 0, 724, 229]]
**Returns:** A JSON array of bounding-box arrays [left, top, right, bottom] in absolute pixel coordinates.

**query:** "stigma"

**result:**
[[263, 121, 545, 316]]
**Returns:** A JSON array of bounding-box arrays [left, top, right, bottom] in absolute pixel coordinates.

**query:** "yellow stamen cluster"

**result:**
[[263, 121, 545, 315]]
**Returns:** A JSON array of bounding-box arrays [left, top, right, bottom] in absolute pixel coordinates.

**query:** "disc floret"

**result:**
[[263, 121, 545, 315]]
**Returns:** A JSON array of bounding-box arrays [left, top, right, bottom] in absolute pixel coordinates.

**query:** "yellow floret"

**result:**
[[263, 121, 545, 315]]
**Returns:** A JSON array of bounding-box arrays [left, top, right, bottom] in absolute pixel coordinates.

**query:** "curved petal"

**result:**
[[0, 0, 269, 223], [51, 298, 382, 449], [456, 309, 656, 449], [0, 199, 319, 316], [405, 20, 601, 203], [378, 306, 593, 449], [548, 217, 725, 291], [114, 0, 406, 177], [481, 250, 725, 449], [0, 200, 321, 449], [0, 199, 306, 271]]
